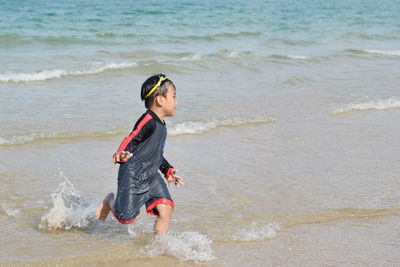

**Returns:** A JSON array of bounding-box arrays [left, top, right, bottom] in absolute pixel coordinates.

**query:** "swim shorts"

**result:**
[[114, 173, 174, 224]]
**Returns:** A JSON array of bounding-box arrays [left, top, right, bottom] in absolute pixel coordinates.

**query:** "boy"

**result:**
[[96, 73, 184, 235]]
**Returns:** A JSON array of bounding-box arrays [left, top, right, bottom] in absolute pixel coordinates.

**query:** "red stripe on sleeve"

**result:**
[[165, 168, 174, 180], [113, 113, 153, 160]]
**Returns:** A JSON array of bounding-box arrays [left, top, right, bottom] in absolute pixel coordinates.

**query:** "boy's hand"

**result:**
[[168, 169, 184, 188], [114, 151, 133, 164]]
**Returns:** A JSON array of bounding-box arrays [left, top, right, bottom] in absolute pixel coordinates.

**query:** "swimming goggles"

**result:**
[[144, 73, 167, 99]]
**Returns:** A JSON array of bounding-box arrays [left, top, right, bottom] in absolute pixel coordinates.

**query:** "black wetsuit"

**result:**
[[113, 110, 174, 224]]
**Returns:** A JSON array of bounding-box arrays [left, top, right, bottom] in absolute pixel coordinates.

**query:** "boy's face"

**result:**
[[162, 83, 177, 117]]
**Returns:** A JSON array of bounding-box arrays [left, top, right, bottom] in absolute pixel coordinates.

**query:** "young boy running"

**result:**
[[96, 73, 184, 235]]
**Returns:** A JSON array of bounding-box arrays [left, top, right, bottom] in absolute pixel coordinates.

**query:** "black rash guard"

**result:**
[[113, 110, 173, 194]]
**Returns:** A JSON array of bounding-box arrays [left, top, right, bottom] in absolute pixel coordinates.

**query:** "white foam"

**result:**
[[0, 129, 125, 146], [332, 97, 400, 114], [218, 49, 242, 59], [0, 136, 10, 145], [126, 217, 155, 238], [168, 116, 275, 136], [181, 54, 203, 61], [272, 54, 308, 60], [0, 133, 52, 146], [2, 203, 21, 217], [283, 54, 308, 60], [39, 172, 95, 231], [0, 62, 137, 83], [233, 222, 281, 241], [361, 49, 400, 57], [227, 51, 241, 58], [142, 231, 214, 263]]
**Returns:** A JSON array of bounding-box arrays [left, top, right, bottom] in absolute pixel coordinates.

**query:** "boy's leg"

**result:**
[[154, 204, 173, 235], [145, 173, 174, 234], [96, 192, 115, 222]]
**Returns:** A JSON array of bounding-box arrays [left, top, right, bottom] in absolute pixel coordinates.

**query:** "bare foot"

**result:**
[[96, 192, 114, 222]]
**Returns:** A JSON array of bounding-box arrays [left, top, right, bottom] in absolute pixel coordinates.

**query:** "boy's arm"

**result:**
[[160, 157, 184, 187], [159, 157, 174, 179], [113, 114, 155, 163]]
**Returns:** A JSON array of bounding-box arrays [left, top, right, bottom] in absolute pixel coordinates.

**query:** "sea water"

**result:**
[[1, 0, 400, 265]]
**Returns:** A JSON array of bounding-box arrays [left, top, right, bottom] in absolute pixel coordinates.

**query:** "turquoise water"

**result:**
[[1, 0, 399, 55], [1, 0, 400, 265]]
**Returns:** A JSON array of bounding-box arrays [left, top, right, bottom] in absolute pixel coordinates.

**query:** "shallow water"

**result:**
[[1, 0, 400, 265]]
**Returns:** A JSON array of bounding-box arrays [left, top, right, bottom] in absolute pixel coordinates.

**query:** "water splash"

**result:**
[[142, 232, 214, 263], [127, 217, 155, 238], [39, 172, 96, 231]]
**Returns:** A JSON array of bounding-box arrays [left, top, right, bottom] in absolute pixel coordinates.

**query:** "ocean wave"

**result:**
[[271, 54, 309, 60], [0, 62, 137, 83], [180, 50, 243, 61], [215, 31, 261, 38], [168, 116, 276, 136], [168, 31, 261, 42], [332, 97, 400, 114], [347, 48, 400, 57], [218, 49, 242, 59], [226, 51, 241, 58], [0, 129, 126, 146], [1, 116, 275, 146], [0, 133, 53, 146], [181, 54, 203, 61], [96, 32, 117, 38], [361, 49, 400, 57]]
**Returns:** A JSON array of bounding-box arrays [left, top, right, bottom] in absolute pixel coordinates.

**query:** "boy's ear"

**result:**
[[154, 95, 164, 106]]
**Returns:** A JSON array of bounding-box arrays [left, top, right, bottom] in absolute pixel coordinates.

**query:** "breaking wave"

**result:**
[[168, 116, 276, 136], [1, 116, 275, 146], [0, 129, 126, 146], [0, 62, 137, 83], [360, 49, 400, 57], [271, 54, 309, 60], [0, 133, 58, 146], [181, 54, 203, 61], [348, 48, 400, 57], [332, 97, 400, 114]]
